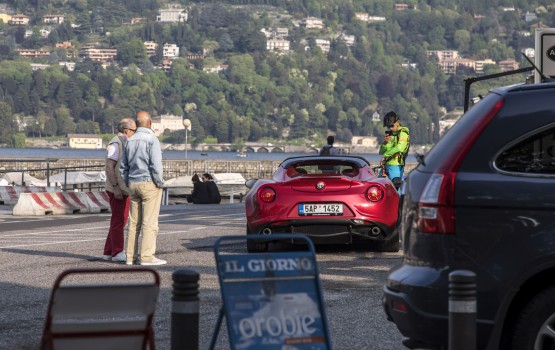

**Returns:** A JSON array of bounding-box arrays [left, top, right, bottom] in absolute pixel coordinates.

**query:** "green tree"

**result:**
[[118, 38, 148, 66], [54, 106, 76, 136], [0, 101, 16, 145]]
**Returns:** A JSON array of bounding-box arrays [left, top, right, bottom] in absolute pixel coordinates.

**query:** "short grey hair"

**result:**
[[117, 118, 135, 133]]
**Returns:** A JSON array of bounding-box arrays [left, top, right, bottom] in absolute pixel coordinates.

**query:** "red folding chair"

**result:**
[[40, 268, 160, 350]]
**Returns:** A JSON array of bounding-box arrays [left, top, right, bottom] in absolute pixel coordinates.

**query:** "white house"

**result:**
[[151, 114, 186, 136], [42, 15, 65, 24], [315, 39, 330, 53], [302, 17, 324, 29], [157, 4, 187, 23], [163, 43, 180, 59]]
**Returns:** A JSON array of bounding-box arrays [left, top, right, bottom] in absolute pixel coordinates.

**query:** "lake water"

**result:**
[[0, 148, 416, 164]]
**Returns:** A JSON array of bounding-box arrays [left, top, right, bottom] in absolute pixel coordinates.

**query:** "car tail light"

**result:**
[[417, 98, 504, 234], [366, 185, 384, 202], [258, 186, 276, 203]]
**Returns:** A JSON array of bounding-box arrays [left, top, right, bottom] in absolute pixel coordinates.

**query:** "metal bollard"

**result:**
[[448, 270, 476, 350], [171, 269, 200, 350]]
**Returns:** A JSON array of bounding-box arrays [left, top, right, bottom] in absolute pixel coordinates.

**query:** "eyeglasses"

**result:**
[[388, 124, 395, 128]]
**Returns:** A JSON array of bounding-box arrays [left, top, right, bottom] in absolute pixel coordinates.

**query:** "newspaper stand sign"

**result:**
[[210, 234, 332, 350]]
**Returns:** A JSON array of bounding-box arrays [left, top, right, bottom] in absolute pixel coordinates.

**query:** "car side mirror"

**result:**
[[245, 179, 258, 189]]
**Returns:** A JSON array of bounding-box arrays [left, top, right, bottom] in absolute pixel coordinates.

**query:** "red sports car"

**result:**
[[244, 155, 400, 252]]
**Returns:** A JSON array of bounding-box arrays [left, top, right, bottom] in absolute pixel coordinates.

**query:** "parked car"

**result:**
[[244, 155, 400, 252], [383, 82, 555, 349]]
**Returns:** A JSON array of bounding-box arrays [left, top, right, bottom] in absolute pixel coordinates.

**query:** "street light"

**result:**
[[183, 118, 191, 159]]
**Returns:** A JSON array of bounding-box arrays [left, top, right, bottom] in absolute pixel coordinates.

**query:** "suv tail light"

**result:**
[[417, 98, 504, 234], [417, 173, 456, 234]]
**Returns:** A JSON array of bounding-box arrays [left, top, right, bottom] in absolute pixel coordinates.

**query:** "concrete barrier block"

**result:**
[[0, 186, 57, 205], [81, 191, 111, 214], [13, 192, 85, 216], [12, 191, 111, 216]]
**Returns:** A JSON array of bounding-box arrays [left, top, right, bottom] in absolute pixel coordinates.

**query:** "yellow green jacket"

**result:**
[[379, 126, 410, 165]]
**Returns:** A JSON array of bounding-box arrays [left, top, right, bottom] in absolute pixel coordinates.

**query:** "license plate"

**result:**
[[298, 203, 343, 216]]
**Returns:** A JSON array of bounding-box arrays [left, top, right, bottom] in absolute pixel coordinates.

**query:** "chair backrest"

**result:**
[[41, 268, 160, 350]]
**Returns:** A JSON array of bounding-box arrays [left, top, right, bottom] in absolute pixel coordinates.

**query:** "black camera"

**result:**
[[385, 130, 393, 136]]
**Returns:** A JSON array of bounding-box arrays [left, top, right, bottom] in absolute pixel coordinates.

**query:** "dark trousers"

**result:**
[[103, 191, 130, 257]]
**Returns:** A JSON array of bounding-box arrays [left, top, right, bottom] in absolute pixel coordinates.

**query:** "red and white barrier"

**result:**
[[13, 191, 111, 216], [82, 191, 111, 214], [0, 186, 57, 205]]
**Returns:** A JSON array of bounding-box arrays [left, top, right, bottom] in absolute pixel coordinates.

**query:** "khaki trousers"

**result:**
[[126, 181, 163, 264]]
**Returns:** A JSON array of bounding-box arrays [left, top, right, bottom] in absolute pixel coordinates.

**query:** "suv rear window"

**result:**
[[495, 125, 555, 175], [420, 93, 504, 171]]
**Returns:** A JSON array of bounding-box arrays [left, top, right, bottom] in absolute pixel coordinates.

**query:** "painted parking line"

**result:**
[[0, 214, 245, 249]]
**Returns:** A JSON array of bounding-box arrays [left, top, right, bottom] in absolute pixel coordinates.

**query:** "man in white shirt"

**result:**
[[102, 118, 136, 262]]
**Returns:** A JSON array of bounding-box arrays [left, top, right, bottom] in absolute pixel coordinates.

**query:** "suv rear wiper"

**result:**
[[415, 152, 426, 166]]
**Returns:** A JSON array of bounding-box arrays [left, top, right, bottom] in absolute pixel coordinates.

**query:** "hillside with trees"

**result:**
[[0, 0, 551, 148]]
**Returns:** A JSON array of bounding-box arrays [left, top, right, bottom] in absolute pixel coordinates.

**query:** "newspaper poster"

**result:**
[[218, 252, 331, 350]]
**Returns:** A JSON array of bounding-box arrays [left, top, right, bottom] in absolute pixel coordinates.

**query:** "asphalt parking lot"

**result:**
[[0, 203, 406, 349]]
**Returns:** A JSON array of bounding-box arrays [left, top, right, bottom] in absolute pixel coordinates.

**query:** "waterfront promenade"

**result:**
[[0, 203, 406, 349]]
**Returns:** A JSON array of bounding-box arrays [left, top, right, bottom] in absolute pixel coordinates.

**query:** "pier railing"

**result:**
[[1, 158, 416, 183]]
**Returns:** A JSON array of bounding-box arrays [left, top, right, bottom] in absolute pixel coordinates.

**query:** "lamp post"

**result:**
[[183, 118, 192, 159]]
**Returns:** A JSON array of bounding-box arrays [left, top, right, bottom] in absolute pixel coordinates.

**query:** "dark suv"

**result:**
[[383, 82, 555, 349]]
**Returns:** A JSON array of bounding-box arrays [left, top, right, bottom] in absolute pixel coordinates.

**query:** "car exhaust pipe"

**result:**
[[261, 228, 272, 235], [368, 227, 381, 237]]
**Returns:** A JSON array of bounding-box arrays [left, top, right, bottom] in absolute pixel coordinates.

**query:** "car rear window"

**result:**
[[285, 161, 360, 176], [420, 93, 504, 171]]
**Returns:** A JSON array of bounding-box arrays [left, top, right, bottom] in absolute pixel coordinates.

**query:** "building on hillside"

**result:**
[[203, 64, 228, 73], [351, 136, 378, 148], [79, 47, 118, 62], [144, 41, 158, 57], [368, 16, 387, 22], [302, 17, 324, 29], [10, 14, 29, 25], [499, 59, 519, 72], [185, 53, 205, 61], [339, 33, 355, 46], [161, 59, 173, 72], [427, 50, 459, 61], [437, 57, 476, 75], [394, 3, 409, 10], [315, 39, 330, 53], [157, 4, 187, 23], [267, 39, 290, 53], [16, 49, 51, 58], [30, 63, 50, 71], [59, 61, 76, 71], [163, 43, 179, 59], [42, 15, 65, 24], [56, 41, 72, 49], [354, 13, 369, 22], [151, 114, 185, 137], [131, 17, 146, 24], [67, 134, 103, 149], [475, 59, 496, 73], [524, 11, 537, 22], [39, 28, 51, 38]]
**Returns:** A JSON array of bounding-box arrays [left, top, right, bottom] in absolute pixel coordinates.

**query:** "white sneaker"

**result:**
[[102, 255, 111, 261], [111, 251, 126, 263], [141, 257, 167, 266]]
